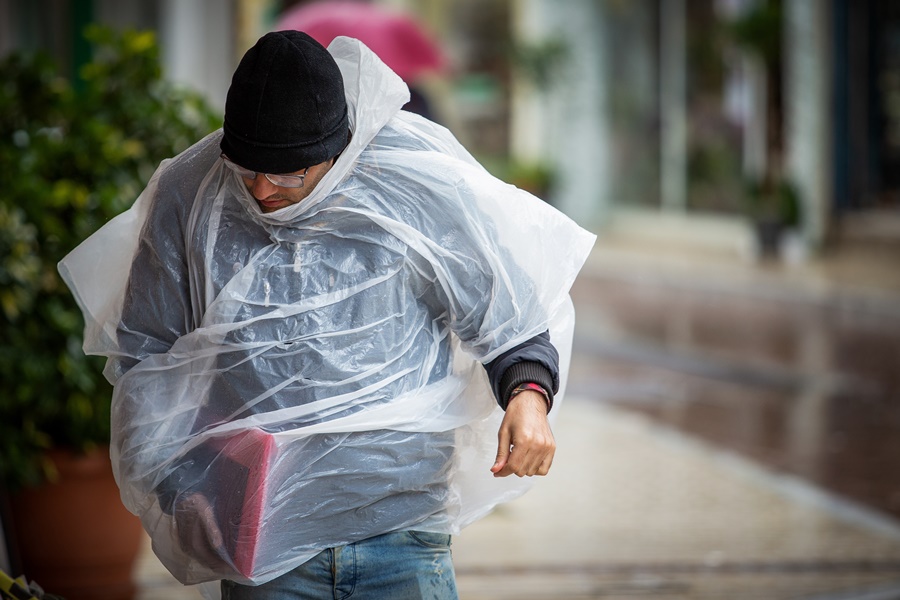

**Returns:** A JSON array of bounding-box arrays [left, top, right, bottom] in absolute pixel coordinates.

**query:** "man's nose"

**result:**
[[250, 175, 279, 199]]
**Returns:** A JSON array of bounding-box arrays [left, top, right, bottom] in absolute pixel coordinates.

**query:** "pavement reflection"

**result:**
[[567, 251, 900, 522]]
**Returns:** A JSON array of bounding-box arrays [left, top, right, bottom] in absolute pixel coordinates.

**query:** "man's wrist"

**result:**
[[508, 382, 552, 413]]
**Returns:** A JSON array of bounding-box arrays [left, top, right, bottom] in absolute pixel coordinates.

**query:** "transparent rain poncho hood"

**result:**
[[59, 38, 595, 588]]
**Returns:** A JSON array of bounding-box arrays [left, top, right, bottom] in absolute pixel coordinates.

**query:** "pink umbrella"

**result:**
[[274, 1, 446, 82]]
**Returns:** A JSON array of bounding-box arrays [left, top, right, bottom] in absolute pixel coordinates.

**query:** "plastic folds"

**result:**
[[59, 37, 596, 586]]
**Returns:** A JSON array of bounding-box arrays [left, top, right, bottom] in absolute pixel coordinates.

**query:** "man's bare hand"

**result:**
[[491, 390, 555, 477], [174, 492, 228, 569]]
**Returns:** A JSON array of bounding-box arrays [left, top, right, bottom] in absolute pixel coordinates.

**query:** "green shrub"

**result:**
[[0, 25, 220, 490]]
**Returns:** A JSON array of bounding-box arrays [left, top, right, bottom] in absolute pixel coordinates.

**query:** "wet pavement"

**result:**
[[569, 238, 900, 523], [452, 398, 900, 599], [135, 237, 900, 599]]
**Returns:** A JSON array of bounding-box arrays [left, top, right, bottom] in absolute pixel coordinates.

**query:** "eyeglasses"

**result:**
[[221, 154, 309, 188]]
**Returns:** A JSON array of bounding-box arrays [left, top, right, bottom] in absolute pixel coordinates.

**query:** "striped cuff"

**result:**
[[497, 361, 555, 413]]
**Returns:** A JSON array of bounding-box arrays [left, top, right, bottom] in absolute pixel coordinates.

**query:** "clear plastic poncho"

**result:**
[[59, 37, 596, 588]]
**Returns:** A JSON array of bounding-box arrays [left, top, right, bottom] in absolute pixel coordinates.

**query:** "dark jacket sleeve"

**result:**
[[484, 330, 559, 411], [115, 146, 215, 514], [114, 146, 217, 377]]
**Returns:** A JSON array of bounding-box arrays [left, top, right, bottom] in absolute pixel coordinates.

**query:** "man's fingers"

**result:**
[[493, 441, 555, 478], [537, 451, 554, 476], [195, 495, 224, 549], [175, 493, 227, 568], [491, 428, 512, 474]]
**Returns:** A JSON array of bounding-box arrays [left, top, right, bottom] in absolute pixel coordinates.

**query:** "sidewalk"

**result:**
[[568, 236, 900, 524], [579, 235, 900, 320], [453, 398, 900, 599]]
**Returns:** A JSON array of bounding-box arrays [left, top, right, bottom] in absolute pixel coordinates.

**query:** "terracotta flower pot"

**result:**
[[9, 446, 143, 600]]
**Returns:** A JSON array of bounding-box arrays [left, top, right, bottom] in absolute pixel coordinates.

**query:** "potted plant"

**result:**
[[724, 2, 806, 259], [743, 175, 801, 258], [0, 25, 219, 599]]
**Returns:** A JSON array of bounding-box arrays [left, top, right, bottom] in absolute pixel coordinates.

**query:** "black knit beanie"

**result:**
[[221, 31, 349, 174]]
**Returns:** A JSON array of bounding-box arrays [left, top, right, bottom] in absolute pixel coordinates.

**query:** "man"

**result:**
[[60, 31, 594, 598]]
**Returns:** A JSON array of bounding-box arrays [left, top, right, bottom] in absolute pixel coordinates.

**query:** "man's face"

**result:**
[[242, 158, 336, 213]]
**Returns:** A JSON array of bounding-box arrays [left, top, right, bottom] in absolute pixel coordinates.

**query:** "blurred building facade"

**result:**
[[510, 0, 900, 261], [0, 0, 274, 111], [2, 0, 899, 260]]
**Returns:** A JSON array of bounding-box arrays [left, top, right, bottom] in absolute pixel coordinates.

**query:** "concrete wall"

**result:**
[[159, 0, 236, 114], [784, 0, 833, 250]]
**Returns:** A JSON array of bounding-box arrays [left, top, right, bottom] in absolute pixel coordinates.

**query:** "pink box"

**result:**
[[211, 428, 276, 577]]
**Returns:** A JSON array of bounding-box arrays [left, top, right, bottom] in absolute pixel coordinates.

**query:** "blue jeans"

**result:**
[[220, 531, 459, 599]]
